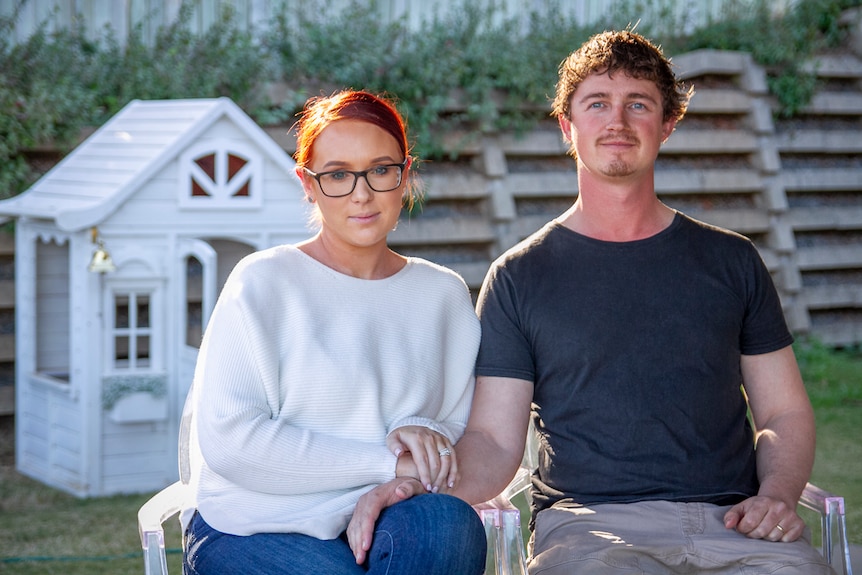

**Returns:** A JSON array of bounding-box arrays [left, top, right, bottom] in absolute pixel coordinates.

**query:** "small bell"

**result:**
[[88, 240, 117, 273]]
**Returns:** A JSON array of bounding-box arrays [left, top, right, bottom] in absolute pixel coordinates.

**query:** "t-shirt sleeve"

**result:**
[[739, 242, 794, 355], [475, 262, 536, 381]]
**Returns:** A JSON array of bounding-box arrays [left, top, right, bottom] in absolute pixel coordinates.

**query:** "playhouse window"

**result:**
[[186, 256, 203, 347], [35, 237, 70, 381], [112, 292, 151, 369], [181, 142, 260, 208]]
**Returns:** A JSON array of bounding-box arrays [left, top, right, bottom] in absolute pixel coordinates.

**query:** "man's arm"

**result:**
[[724, 345, 816, 542], [448, 375, 534, 505]]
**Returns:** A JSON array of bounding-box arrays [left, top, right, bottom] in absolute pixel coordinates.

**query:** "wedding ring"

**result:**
[[438, 448, 452, 457], [775, 524, 785, 533]]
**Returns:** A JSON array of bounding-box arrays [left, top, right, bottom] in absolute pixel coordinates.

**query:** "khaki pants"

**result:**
[[529, 500, 836, 574]]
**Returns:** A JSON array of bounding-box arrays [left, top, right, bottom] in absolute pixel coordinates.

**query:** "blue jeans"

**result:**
[[183, 493, 486, 575]]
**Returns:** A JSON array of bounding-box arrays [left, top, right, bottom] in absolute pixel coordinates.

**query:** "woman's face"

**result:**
[[300, 119, 407, 251]]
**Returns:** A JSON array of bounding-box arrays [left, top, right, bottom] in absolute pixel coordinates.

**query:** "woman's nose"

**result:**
[[351, 175, 374, 201]]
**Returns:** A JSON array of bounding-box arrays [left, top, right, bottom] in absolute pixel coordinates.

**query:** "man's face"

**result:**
[[559, 70, 676, 182]]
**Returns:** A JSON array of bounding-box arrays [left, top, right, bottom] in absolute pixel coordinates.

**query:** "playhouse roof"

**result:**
[[0, 98, 296, 232]]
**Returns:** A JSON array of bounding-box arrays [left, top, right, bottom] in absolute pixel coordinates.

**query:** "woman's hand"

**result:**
[[386, 425, 457, 493], [347, 477, 424, 564]]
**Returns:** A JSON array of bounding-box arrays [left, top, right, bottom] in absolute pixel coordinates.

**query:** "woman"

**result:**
[[181, 90, 486, 575]]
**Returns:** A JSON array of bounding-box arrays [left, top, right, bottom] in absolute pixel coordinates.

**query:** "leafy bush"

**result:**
[[676, 0, 860, 116], [92, 3, 267, 118], [1, 0, 860, 197], [0, 11, 97, 197], [260, 1, 593, 156]]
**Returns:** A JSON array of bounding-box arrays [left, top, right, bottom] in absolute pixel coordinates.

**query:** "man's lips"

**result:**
[[598, 137, 638, 147]]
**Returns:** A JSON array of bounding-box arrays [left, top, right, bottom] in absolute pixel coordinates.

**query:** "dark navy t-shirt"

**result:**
[[475, 212, 793, 516]]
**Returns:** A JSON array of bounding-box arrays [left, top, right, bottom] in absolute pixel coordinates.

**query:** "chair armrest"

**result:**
[[798, 482, 853, 575], [799, 482, 845, 515], [138, 481, 189, 575]]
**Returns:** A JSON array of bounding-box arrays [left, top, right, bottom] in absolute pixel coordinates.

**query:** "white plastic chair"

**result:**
[[140, 406, 853, 575], [475, 425, 854, 575], [138, 468, 853, 575], [138, 386, 532, 575]]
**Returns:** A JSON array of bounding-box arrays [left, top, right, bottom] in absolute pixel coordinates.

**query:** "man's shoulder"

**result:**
[[676, 211, 751, 243], [493, 221, 562, 266]]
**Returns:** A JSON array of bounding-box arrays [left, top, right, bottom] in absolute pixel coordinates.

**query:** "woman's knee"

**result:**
[[390, 494, 481, 533], [376, 494, 485, 557]]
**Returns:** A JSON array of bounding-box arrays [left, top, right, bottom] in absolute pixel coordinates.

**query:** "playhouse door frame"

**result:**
[[173, 238, 217, 472]]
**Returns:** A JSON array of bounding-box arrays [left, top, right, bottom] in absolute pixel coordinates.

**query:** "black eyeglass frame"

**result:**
[[302, 159, 409, 198]]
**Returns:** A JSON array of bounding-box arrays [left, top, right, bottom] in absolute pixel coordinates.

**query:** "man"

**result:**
[[447, 30, 834, 574]]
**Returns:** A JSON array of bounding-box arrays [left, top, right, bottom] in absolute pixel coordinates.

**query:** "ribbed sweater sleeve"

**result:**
[[187, 246, 480, 538]]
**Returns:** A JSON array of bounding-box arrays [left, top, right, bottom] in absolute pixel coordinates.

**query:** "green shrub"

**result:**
[[0, 9, 97, 198], [93, 3, 267, 116], [2, 0, 861, 196]]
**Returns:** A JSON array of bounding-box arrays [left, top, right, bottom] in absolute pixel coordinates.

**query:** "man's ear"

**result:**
[[661, 117, 678, 142], [558, 115, 573, 143]]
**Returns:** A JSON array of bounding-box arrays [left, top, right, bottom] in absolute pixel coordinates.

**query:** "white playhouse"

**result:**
[[0, 98, 309, 497]]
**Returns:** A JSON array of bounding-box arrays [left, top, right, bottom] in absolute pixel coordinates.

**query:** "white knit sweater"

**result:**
[[183, 245, 480, 539]]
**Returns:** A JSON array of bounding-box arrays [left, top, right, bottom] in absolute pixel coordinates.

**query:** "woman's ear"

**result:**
[[296, 167, 316, 203], [295, 166, 307, 189]]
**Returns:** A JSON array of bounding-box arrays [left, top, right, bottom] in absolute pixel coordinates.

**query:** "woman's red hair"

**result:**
[[294, 90, 409, 169]]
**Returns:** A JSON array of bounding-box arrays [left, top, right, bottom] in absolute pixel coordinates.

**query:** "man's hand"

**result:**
[[347, 477, 424, 564], [724, 495, 805, 542]]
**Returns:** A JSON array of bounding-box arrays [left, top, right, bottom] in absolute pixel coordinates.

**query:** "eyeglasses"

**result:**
[[302, 159, 408, 198]]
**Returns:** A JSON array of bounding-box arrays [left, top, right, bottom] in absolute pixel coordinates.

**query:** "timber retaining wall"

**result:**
[[1, 48, 861, 414], [382, 49, 862, 347]]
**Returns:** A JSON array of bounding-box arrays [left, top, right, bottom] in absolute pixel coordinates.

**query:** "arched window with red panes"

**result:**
[[179, 140, 262, 208]]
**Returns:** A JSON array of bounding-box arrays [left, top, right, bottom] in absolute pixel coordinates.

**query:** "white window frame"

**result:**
[[179, 139, 263, 208], [104, 282, 162, 375]]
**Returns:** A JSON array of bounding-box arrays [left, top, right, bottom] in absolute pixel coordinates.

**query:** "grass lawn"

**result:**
[[0, 340, 859, 574], [796, 339, 862, 549], [0, 415, 184, 575]]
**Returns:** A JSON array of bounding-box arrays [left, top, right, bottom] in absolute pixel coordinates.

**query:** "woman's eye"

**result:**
[[372, 165, 391, 176], [327, 171, 349, 181]]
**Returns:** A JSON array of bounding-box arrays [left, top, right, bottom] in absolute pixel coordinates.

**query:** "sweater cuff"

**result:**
[[388, 417, 462, 443]]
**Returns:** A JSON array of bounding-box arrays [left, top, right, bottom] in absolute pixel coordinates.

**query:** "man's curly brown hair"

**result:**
[[552, 30, 692, 124]]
